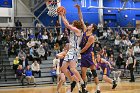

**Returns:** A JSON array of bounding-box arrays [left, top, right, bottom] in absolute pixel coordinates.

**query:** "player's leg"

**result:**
[[90, 65, 100, 93], [102, 68, 117, 89], [69, 60, 84, 93], [56, 73, 66, 93]]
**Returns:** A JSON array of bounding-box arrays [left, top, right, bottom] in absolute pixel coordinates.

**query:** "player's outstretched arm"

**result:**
[[59, 12, 81, 36], [75, 4, 87, 32]]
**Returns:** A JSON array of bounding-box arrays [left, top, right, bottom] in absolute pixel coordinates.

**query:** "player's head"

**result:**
[[63, 43, 69, 51], [72, 20, 82, 29], [87, 23, 97, 34]]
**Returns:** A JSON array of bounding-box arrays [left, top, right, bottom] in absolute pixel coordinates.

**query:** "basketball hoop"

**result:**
[[45, 0, 61, 17]]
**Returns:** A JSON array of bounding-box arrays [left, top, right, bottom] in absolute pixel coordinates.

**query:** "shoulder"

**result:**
[[88, 35, 95, 42]]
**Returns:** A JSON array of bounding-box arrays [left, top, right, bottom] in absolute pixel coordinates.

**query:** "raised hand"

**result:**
[[74, 4, 80, 9]]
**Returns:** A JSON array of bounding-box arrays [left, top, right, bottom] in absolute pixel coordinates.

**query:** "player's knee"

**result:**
[[70, 68, 76, 73], [103, 75, 107, 79], [91, 70, 97, 78]]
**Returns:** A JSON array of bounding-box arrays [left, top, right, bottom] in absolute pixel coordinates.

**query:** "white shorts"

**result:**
[[64, 48, 78, 62]]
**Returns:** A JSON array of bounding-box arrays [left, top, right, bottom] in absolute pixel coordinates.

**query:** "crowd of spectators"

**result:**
[[0, 20, 140, 84]]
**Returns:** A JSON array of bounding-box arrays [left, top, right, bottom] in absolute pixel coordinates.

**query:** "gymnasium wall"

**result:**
[[103, 0, 140, 27], [61, 0, 99, 25], [61, 0, 140, 27]]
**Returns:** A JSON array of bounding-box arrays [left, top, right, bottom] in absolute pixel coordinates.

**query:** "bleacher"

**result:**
[[0, 27, 140, 87]]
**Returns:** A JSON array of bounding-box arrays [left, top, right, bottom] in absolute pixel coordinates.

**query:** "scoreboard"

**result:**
[[0, 0, 12, 8]]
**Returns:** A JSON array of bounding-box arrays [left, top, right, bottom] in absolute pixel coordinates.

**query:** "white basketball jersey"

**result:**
[[69, 30, 83, 50]]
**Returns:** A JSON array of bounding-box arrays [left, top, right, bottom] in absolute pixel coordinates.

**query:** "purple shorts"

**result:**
[[81, 53, 95, 68]]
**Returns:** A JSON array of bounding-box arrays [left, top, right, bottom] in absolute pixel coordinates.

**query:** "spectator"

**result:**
[[13, 57, 19, 77], [126, 46, 134, 57], [31, 60, 41, 77], [27, 40, 35, 48], [50, 67, 57, 83], [8, 44, 17, 56], [37, 45, 45, 59], [29, 47, 38, 60], [55, 20, 61, 35], [15, 20, 22, 32], [133, 43, 140, 55], [42, 42, 48, 60], [114, 35, 121, 52], [25, 65, 36, 86], [37, 32, 43, 40], [19, 56, 29, 69], [133, 29, 139, 38], [116, 52, 125, 69], [94, 43, 101, 54], [18, 50, 26, 61], [54, 43, 60, 56], [42, 31, 48, 43], [16, 65, 25, 85], [107, 47, 114, 57], [125, 54, 136, 82]]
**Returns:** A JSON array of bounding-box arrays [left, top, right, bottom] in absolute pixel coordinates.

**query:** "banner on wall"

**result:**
[[0, 0, 12, 8]]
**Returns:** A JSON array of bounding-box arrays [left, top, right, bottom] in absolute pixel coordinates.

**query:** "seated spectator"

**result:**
[[42, 42, 48, 60], [18, 50, 26, 61], [8, 45, 17, 56], [109, 56, 121, 81], [50, 67, 57, 83], [133, 43, 140, 55], [116, 52, 125, 69], [37, 32, 43, 40], [19, 56, 29, 69], [42, 31, 48, 43], [13, 56, 19, 77], [107, 47, 114, 57], [37, 45, 45, 59], [29, 33, 36, 40], [125, 37, 132, 47], [31, 60, 41, 77], [126, 46, 134, 57], [29, 47, 38, 59], [114, 35, 120, 51], [94, 43, 101, 54], [16, 65, 26, 85], [27, 39, 35, 48], [102, 30, 108, 39], [54, 43, 60, 56], [25, 65, 36, 86], [133, 29, 139, 38]]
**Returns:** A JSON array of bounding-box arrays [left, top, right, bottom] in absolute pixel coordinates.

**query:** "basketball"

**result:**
[[57, 6, 66, 15]]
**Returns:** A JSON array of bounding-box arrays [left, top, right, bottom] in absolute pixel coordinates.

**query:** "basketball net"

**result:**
[[46, 0, 60, 17]]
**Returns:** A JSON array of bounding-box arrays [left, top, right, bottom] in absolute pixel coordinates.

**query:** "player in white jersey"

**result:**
[[58, 11, 86, 93]]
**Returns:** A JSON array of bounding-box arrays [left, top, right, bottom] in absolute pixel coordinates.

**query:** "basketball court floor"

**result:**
[[0, 81, 140, 93]]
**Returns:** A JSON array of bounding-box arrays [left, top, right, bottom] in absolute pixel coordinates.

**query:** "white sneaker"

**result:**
[[117, 77, 121, 82]]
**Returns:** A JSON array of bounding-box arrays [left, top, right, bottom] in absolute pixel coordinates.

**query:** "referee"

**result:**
[[125, 54, 136, 82]]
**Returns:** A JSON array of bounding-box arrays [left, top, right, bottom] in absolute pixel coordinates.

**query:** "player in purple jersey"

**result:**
[[75, 4, 100, 93], [96, 53, 117, 89]]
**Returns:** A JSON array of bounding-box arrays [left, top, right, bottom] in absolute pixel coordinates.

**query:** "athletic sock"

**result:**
[[96, 84, 100, 90], [77, 82, 81, 91]]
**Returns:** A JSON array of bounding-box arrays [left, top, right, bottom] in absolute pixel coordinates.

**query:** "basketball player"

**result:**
[[96, 53, 117, 89], [55, 43, 77, 93], [58, 10, 85, 93], [75, 4, 100, 93]]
